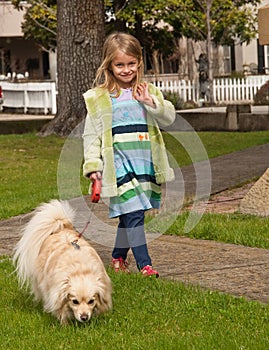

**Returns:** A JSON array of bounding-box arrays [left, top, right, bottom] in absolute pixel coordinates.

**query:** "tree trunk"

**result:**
[[40, 0, 105, 136], [152, 50, 160, 75], [206, 0, 214, 104], [187, 38, 194, 80]]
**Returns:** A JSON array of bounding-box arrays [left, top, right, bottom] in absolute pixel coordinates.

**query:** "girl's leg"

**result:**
[[120, 210, 152, 270], [112, 218, 130, 260]]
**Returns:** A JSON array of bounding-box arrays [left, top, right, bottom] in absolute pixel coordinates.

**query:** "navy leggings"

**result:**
[[112, 210, 152, 270]]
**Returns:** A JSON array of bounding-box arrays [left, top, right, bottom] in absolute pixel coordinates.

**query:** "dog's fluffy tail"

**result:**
[[13, 199, 75, 288]]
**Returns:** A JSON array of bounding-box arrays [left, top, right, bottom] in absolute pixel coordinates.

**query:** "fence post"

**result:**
[[44, 89, 48, 115], [24, 84, 28, 114], [51, 82, 57, 114]]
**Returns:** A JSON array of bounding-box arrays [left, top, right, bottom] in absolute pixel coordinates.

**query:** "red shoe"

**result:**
[[140, 265, 159, 278], [111, 258, 130, 273]]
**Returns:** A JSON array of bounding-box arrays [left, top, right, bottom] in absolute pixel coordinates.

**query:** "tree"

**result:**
[[165, 0, 262, 103], [12, 0, 105, 136], [12, 0, 57, 51], [106, 0, 180, 74], [41, 0, 105, 136], [110, 0, 261, 102]]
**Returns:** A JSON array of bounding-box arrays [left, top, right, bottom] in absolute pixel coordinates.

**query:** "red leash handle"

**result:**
[[91, 178, 102, 203]]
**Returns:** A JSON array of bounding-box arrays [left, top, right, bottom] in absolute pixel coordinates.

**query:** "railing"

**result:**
[[1, 81, 57, 114], [213, 75, 269, 104], [147, 75, 269, 104], [153, 79, 199, 102]]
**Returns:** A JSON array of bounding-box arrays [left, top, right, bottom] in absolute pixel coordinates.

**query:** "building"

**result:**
[[233, 0, 269, 75], [0, 0, 56, 80]]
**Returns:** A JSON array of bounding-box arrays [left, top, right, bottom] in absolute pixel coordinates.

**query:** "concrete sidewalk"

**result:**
[[179, 105, 269, 114], [0, 113, 54, 121], [1, 143, 269, 303]]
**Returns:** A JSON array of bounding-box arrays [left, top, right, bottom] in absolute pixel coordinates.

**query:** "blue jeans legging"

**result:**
[[112, 210, 152, 270]]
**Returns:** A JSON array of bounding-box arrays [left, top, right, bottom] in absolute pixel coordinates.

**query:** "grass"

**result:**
[[1, 131, 269, 219], [146, 212, 269, 249], [0, 134, 65, 218], [1, 257, 269, 350], [163, 130, 269, 166]]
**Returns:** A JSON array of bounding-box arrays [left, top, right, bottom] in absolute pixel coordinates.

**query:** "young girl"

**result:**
[[82, 32, 175, 277]]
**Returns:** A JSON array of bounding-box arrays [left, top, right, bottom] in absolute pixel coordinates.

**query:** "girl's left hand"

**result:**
[[135, 82, 155, 108]]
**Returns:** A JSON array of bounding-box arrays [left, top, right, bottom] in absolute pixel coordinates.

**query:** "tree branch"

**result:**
[[27, 12, 57, 36]]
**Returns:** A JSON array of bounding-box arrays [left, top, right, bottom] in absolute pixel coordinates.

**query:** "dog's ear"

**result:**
[[94, 277, 112, 314], [95, 292, 112, 314]]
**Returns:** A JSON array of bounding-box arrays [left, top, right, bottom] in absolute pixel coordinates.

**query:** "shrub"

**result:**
[[163, 91, 185, 110], [253, 80, 269, 105]]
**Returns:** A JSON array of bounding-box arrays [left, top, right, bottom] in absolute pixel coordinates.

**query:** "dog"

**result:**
[[13, 199, 112, 324]]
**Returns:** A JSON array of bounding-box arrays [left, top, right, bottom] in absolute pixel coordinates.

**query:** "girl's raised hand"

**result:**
[[135, 82, 155, 108]]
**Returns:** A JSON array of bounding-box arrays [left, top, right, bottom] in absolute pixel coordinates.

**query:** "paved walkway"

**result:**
[[1, 143, 269, 303]]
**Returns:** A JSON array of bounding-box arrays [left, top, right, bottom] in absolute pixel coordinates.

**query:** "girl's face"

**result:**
[[110, 50, 139, 89]]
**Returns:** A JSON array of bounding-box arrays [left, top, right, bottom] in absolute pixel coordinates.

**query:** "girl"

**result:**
[[82, 32, 175, 277]]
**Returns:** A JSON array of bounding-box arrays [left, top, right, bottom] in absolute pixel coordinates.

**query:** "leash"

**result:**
[[71, 178, 102, 250]]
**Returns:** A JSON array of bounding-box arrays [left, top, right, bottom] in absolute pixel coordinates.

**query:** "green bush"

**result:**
[[163, 91, 185, 110], [253, 80, 269, 105]]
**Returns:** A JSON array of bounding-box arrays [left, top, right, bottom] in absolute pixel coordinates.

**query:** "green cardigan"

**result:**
[[82, 83, 175, 198]]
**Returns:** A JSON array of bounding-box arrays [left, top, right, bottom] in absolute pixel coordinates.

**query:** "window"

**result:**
[[0, 49, 11, 76]]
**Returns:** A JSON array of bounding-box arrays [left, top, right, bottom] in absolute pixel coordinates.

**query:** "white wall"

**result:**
[[239, 0, 269, 71], [0, 2, 27, 37]]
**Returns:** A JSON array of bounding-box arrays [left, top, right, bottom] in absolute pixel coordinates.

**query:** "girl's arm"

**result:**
[[82, 113, 103, 178]]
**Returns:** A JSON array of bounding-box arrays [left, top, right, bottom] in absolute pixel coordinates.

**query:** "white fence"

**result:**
[[151, 75, 269, 104], [1, 75, 269, 115], [1, 81, 57, 114]]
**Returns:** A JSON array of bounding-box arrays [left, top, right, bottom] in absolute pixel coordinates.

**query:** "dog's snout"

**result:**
[[80, 314, 89, 322]]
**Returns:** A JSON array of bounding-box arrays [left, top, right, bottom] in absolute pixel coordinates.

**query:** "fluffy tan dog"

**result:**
[[13, 200, 112, 324]]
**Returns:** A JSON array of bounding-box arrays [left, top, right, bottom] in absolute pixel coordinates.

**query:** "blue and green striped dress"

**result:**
[[109, 88, 161, 218]]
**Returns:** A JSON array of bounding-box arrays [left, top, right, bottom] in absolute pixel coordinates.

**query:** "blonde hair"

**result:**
[[94, 32, 144, 97]]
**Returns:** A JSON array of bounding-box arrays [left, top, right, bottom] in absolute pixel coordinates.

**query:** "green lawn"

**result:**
[[163, 130, 269, 166], [146, 212, 269, 249], [0, 134, 65, 218], [1, 257, 268, 350]]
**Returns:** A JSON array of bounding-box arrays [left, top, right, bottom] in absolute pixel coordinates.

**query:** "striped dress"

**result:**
[[109, 88, 161, 218]]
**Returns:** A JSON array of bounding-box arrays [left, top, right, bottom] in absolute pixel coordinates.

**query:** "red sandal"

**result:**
[[111, 258, 130, 273], [140, 265, 159, 278]]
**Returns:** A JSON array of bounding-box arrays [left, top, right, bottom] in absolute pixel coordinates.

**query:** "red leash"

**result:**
[[71, 179, 102, 249]]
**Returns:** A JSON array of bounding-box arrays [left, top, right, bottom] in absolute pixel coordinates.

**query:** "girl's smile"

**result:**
[[111, 51, 139, 89]]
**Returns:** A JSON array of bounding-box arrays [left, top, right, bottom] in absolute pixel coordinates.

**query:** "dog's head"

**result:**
[[64, 273, 112, 323], [67, 292, 98, 322]]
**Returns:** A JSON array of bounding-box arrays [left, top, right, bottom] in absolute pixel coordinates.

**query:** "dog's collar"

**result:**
[[71, 240, 80, 250]]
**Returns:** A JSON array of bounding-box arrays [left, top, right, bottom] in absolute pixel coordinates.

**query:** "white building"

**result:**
[[0, 1, 56, 80], [234, 0, 269, 75]]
